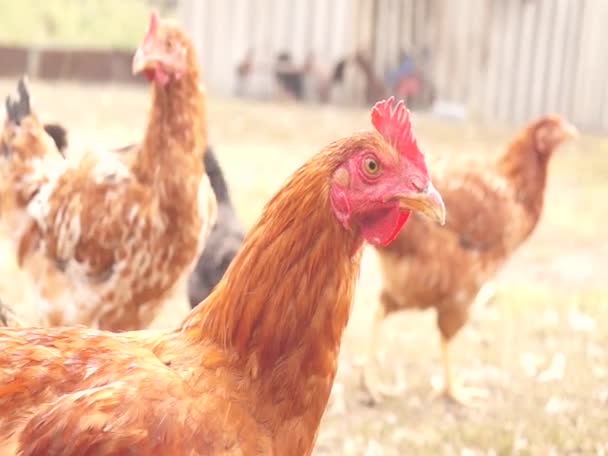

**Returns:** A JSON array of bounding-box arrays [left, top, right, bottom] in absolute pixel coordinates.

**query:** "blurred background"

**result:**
[[0, 0, 606, 454], [2, 0, 607, 129]]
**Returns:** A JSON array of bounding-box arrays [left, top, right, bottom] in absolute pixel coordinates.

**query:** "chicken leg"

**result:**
[[439, 335, 488, 406]]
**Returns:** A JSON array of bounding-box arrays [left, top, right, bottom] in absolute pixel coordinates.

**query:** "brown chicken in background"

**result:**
[[0, 82, 67, 238], [38, 119, 246, 309], [0, 83, 69, 314], [362, 114, 578, 405], [0, 11, 216, 331], [0, 98, 444, 455]]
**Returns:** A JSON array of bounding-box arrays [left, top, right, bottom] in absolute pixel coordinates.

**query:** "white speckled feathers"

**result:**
[[19, 146, 215, 329]]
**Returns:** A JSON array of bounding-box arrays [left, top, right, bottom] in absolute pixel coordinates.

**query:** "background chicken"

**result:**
[[97, 140, 244, 309], [362, 114, 578, 405], [41, 123, 68, 155], [187, 146, 245, 306], [0, 98, 444, 455], [91, 141, 243, 311], [0, 79, 67, 256], [0, 11, 215, 331]]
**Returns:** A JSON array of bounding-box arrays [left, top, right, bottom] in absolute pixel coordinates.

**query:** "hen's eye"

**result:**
[[363, 157, 380, 175]]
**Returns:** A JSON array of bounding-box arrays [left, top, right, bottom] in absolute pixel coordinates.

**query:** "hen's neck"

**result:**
[[134, 72, 206, 199], [182, 144, 362, 437], [495, 136, 550, 237]]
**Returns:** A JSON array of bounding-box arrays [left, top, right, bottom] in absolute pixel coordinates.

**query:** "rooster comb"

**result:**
[[144, 9, 160, 44], [371, 97, 422, 163]]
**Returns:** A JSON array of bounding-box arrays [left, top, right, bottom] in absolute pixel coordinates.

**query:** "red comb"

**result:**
[[143, 9, 160, 44], [371, 96, 417, 154], [371, 96, 427, 174]]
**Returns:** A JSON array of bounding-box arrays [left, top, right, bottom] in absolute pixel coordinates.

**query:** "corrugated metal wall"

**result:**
[[180, 0, 608, 132], [178, 0, 364, 100]]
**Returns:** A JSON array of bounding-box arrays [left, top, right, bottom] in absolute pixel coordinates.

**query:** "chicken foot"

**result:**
[[436, 335, 488, 406]]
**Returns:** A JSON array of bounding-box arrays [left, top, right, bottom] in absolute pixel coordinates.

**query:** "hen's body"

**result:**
[[44, 127, 241, 309], [378, 158, 535, 334], [40, 125, 240, 307], [28, 124, 213, 330]]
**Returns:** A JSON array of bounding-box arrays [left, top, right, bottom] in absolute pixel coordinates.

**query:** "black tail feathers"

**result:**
[[43, 123, 68, 153], [5, 76, 31, 126]]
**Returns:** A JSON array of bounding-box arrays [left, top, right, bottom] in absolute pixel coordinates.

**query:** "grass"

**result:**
[[0, 78, 606, 455], [0, 0, 174, 49]]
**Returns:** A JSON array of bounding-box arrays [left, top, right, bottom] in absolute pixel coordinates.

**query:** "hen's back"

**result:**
[[0, 326, 269, 455], [376, 160, 521, 312]]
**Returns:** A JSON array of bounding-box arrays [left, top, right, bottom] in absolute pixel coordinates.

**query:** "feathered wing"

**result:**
[[15, 376, 264, 455], [26, 155, 153, 280], [390, 162, 514, 265], [20, 146, 215, 328], [375, 159, 523, 319], [14, 150, 156, 327], [432, 166, 513, 253], [14, 372, 199, 455], [0, 328, 266, 455]]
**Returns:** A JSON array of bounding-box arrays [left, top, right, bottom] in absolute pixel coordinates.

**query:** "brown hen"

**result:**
[[362, 114, 577, 405], [0, 11, 216, 331]]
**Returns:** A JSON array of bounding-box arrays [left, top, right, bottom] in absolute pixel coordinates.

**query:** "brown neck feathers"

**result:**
[[183, 144, 362, 370], [134, 66, 207, 217]]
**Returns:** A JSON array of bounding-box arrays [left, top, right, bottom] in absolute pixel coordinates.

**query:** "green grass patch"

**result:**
[[0, 0, 176, 49]]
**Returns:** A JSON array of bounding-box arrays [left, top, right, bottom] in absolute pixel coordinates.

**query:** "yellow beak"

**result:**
[[397, 181, 446, 225]]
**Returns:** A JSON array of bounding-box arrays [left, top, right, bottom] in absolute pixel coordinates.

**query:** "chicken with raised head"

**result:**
[[0, 98, 444, 455], [361, 114, 577, 406], [0, 10, 215, 331]]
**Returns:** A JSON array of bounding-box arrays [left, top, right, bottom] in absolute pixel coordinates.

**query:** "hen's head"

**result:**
[[529, 114, 578, 156], [132, 10, 197, 86], [330, 97, 445, 247]]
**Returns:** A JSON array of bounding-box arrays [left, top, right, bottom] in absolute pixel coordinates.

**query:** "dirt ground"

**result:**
[[0, 79, 606, 455]]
